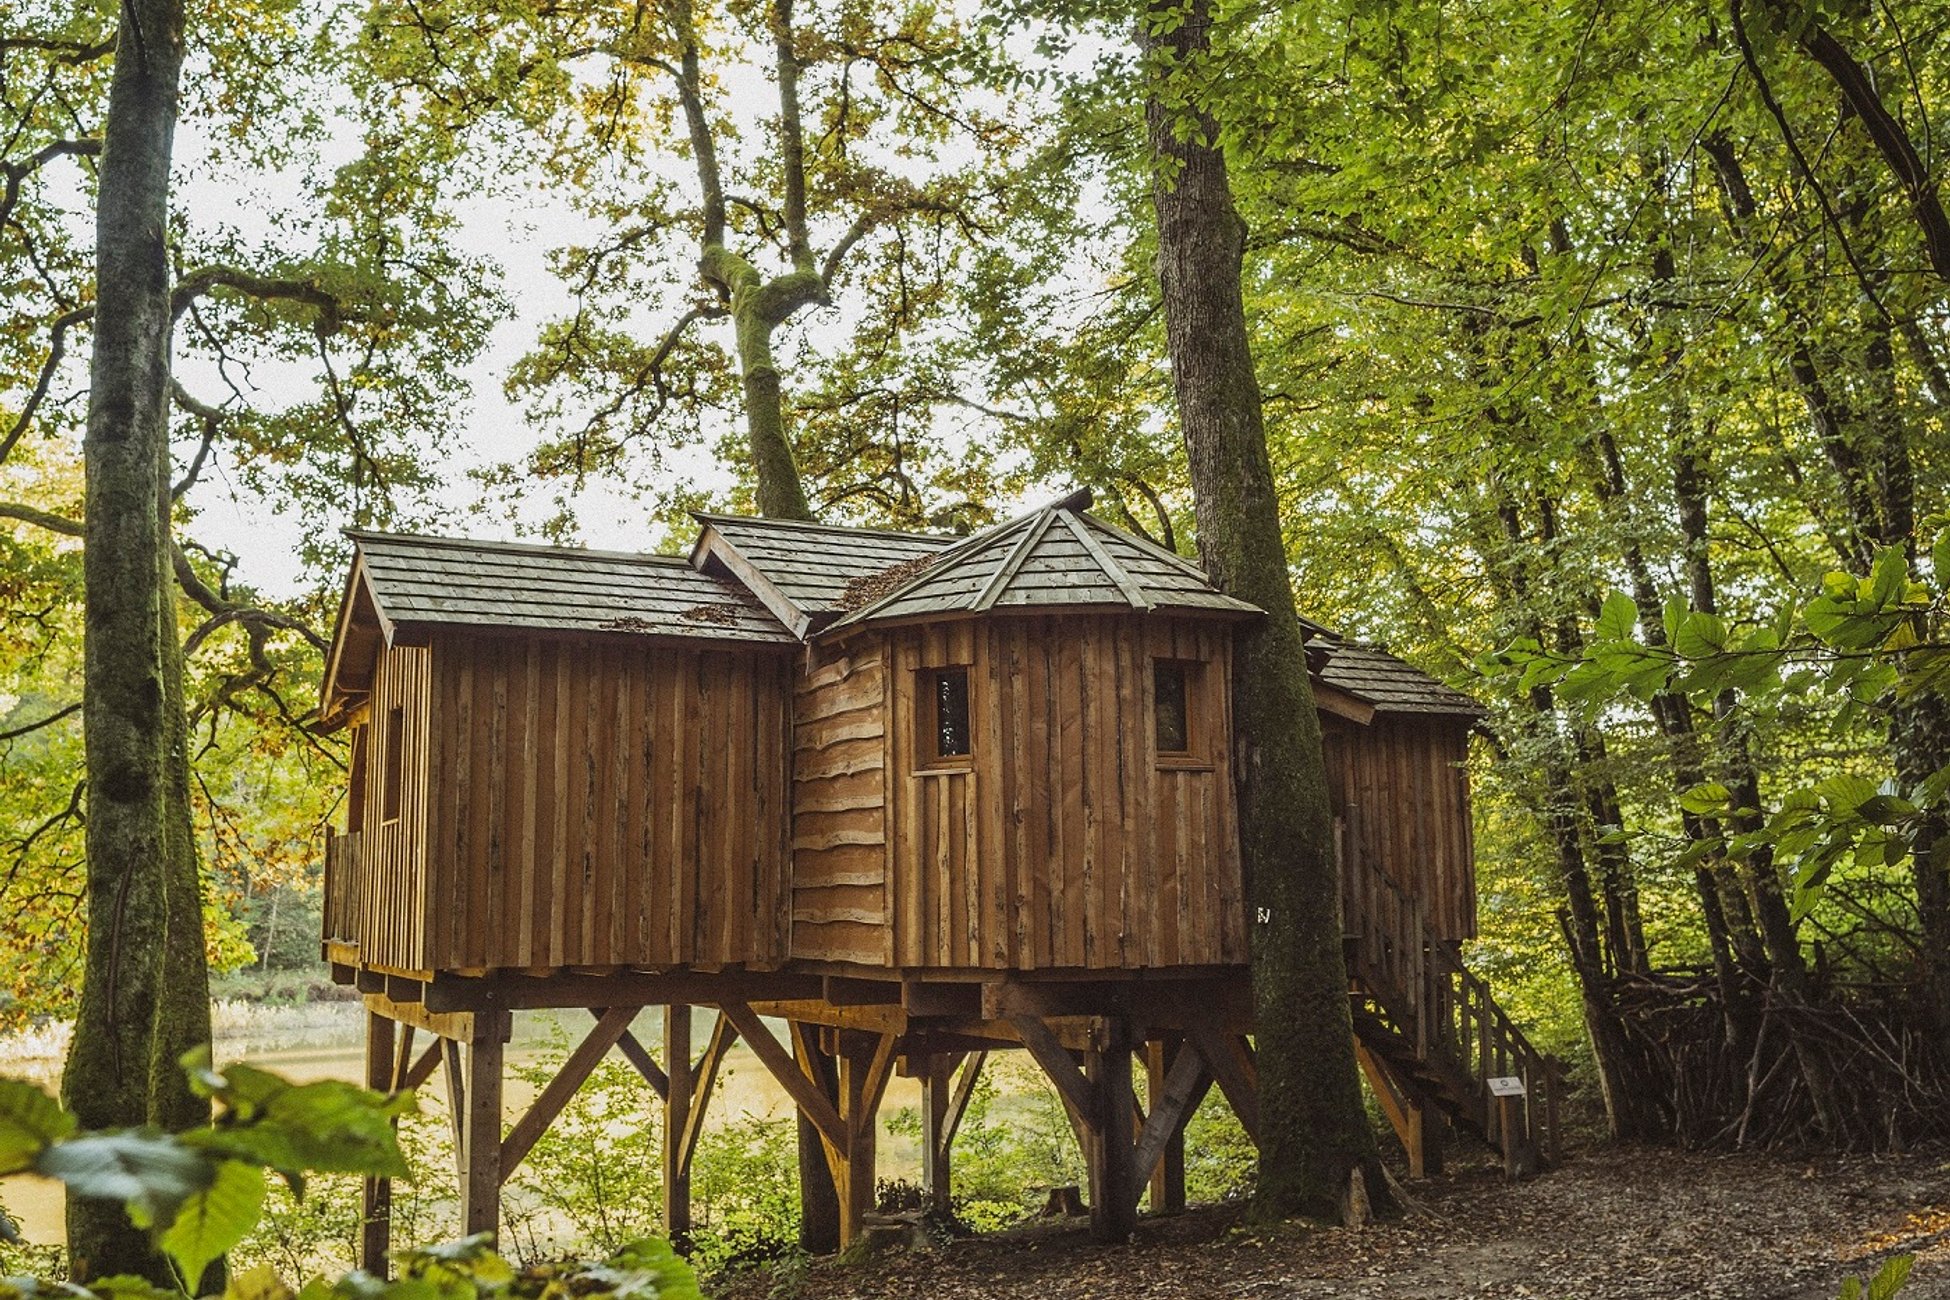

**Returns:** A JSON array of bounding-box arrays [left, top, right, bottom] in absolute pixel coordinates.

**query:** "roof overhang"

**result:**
[[317, 552, 393, 733]]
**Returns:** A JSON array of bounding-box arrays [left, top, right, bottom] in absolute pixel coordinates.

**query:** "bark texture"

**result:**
[[65, 0, 186, 1281], [1141, 0, 1390, 1223]]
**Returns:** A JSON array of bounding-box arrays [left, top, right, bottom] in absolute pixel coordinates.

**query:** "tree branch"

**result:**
[[1769, 0, 1950, 280], [0, 306, 94, 465], [0, 701, 82, 742], [169, 263, 354, 326]]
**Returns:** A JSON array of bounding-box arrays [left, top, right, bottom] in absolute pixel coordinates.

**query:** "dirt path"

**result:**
[[716, 1148, 1950, 1300]]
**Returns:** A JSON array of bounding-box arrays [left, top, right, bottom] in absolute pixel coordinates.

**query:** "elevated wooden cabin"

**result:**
[[317, 489, 1552, 1262], [318, 534, 797, 978], [694, 503, 1258, 974]]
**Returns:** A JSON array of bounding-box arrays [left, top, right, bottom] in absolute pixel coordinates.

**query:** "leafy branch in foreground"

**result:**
[[0, 1058, 698, 1300]]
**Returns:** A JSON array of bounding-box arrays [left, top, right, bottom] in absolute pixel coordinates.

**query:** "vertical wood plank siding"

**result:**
[[411, 632, 792, 973], [1320, 716, 1477, 942], [353, 645, 430, 973], [871, 614, 1245, 971]]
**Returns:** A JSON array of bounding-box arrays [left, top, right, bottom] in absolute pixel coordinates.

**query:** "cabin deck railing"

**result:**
[[323, 830, 363, 949], [1340, 804, 1562, 1166]]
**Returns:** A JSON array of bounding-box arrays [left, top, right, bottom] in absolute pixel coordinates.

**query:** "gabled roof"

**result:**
[[1312, 637, 1484, 719], [346, 530, 796, 646], [824, 490, 1261, 631], [689, 513, 955, 636]]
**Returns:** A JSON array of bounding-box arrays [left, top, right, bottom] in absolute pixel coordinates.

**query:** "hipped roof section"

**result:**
[[819, 489, 1261, 632], [1311, 636, 1485, 720]]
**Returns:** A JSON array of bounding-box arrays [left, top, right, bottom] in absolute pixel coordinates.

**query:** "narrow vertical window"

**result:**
[[921, 667, 971, 763], [346, 723, 369, 834], [382, 705, 405, 822], [1154, 660, 1191, 755]]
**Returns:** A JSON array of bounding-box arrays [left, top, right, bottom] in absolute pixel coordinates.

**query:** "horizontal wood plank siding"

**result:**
[[790, 641, 892, 964], [880, 614, 1244, 971], [421, 631, 792, 972]]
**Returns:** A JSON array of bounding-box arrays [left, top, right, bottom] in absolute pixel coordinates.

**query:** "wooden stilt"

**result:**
[[832, 1029, 896, 1248], [788, 1021, 842, 1254], [441, 1038, 467, 1182], [1137, 1039, 1205, 1213], [459, 1025, 506, 1240], [921, 1050, 982, 1216], [1085, 1021, 1137, 1244], [360, 1011, 396, 1275], [663, 1005, 693, 1249]]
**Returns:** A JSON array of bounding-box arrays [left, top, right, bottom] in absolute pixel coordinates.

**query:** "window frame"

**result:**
[[915, 665, 974, 770], [381, 705, 406, 824], [346, 722, 370, 834], [1152, 657, 1210, 769]]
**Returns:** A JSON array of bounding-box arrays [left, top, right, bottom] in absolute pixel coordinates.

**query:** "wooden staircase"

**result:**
[[1339, 810, 1562, 1175]]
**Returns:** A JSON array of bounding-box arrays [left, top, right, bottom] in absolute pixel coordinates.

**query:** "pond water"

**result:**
[[0, 1001, 935, 1249]]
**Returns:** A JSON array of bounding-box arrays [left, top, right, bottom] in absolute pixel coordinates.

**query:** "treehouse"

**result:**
[[317, 489, 1554, 1265]]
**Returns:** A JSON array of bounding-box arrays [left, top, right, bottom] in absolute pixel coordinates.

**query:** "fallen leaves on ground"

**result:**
[[713, 1147, 1950, 1300]]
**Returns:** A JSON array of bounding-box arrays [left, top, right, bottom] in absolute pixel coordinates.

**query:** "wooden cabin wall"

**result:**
[[349, 643, 432, 974], [1320, 716, 1476, 942], [421, 632, 793, 974], [791, 639, 892, 965], [877, 614, 1245, 971]]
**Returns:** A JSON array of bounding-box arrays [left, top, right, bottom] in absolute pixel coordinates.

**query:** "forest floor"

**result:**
[[716, 1146, 1950, 1300]]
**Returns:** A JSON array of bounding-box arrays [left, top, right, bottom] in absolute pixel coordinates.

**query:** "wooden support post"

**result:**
[[1083, 1020, 1137, 1243], [921, 1050, 983, 1216], [1185, 1026, 1258, 1144], [441, 1038, 467, 1180], [664, 1005, 692, 1249], [1498, 1092, 1521, 1180], [788, 1022, 842, 1254], [1143, 1040, 1190, 1213], [831, 1029, 896, 1249], [920, 1055, 954, 1215], [459, 1022, 507, 1240], [1137, 1039, 1205, 1213], [360, 1011, 396, 1275]]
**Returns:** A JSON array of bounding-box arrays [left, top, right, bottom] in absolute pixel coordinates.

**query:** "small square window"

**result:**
[[920, 667, 971, 764], [1154, 660, 1191, 755]]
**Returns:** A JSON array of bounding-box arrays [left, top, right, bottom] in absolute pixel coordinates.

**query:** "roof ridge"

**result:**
[[689, 512, 956, 544], [347, 528, 690, 567], [828, 511, 1032, 628]]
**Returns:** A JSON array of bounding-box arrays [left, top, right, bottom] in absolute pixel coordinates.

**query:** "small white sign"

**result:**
[[1487, 1076, 1527, 1097]]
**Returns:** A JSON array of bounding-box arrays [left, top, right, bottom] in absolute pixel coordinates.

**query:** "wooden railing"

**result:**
[[323, 830, 363, 948], [1339, 805, 1562, 1166]]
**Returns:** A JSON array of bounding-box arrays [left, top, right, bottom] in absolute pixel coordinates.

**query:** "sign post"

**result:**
[[1487, 1076, 1526, 1179]]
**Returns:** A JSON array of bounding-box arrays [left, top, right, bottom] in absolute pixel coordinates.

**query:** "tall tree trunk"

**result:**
[[1142, 0, 1390, 1223], [65, 0, 185, 1281], [150, 535, 214, 1135]]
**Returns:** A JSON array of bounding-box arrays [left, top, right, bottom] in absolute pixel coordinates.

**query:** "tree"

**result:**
[[1140, 0, 1391, 1222], [64, 0, 191, 1277]]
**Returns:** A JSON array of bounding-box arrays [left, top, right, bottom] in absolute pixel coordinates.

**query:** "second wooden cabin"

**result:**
[[318, 490, 1482, 983]]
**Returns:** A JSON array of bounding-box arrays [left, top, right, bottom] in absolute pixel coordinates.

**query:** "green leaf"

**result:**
[[1814, 774, 1879, 816], [1932, 530, 1950, 587], [38, 1131, 214, 1230], [1868, 546, 1908, 607], [1595, 590, 1638, 643], [1674, 611, 1729, 659], [0, 1080, 74, 1176], [162, 1160, 266, 1290], [1868, 1254, 1914, 1300], [1678, 782, 1730, 815]]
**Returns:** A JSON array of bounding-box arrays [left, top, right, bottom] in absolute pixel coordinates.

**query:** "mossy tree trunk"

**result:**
[[65, 0, 186, 1281], [1140, 0, 1393, 1225]]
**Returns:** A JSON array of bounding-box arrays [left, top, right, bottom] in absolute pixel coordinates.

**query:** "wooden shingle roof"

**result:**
[[689, 514, 955, 636], [824, 491, 1261, 631], [348, 530, 796, 646], [1313, 638, 1484, 718]]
